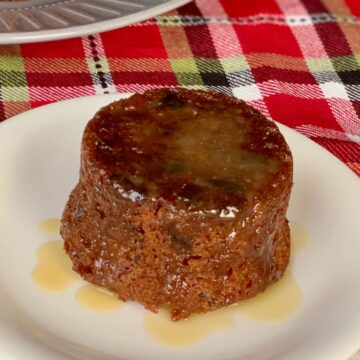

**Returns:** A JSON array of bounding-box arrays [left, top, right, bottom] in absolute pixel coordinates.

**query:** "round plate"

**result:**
[[0, 0, 190, 44], [0, 94, 359, 360]]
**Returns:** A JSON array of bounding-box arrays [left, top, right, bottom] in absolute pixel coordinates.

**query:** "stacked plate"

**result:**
[[0, 0, 190, 43]]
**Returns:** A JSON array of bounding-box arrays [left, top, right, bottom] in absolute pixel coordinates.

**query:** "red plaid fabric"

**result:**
[[0, 0, 359, 177], [0, 1, 359, 358]]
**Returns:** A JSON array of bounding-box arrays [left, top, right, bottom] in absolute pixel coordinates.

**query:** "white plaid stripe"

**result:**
[[296, 124, 356, 141], [276, 0, 360, 141], [196, 0, 270, 116], [82, 34, 116, 95]]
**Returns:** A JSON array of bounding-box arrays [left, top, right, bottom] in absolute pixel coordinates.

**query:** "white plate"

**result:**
[[0, 0, 190, 44], [0, 94, 359, 360]]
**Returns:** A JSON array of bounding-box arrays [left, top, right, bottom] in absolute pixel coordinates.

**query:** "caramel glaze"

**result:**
[[61, 89, 293, 320], [83, 89, 289, 210]]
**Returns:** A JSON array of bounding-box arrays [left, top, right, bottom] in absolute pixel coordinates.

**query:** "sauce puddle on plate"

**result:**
[[33, 219, 309, 346], [33, 219, 123, 313], [75, 285, 123, 312], [234, 270, 302, 322], [144, 307, 234, 347], [290, 221, 310, 253], [31, 240, 79, 292], [38, 219, 61, 235]]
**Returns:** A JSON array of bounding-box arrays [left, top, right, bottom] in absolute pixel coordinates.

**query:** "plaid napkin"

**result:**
[[0, 0, 359, 179]]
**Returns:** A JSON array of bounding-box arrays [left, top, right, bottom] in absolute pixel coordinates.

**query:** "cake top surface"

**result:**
[[83, 89, 292, 212]]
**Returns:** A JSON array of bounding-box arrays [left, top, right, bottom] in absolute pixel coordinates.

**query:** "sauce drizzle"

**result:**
[[33, 219, 309, 347], [31, 240, 79, 292], [38, 219, 61, 235], [75, 284, 123, 312]]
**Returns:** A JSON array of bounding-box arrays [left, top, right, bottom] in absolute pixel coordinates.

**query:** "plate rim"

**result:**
[[0, 0, 191, 44]]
